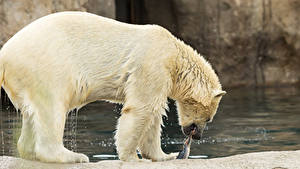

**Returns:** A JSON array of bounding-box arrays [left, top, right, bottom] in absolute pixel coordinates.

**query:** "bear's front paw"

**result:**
[[119, 153, 139, 162], [73, 153, 89, 163], [166, 152, 179, 160], [151, 152, 179, 162], [163, 152, 179, 161]]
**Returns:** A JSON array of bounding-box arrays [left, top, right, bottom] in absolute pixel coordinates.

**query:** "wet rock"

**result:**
[[143, 0, 300, 87], [1, 0, 300, 87], [1, 150, 300, 169], [0, 0, 115, 48]]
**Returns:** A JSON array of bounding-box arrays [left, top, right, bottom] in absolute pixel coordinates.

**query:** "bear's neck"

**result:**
[[168, 39, 221, 101]]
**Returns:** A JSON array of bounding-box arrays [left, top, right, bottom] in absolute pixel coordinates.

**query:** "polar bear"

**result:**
[[0, 12, 225, 163]]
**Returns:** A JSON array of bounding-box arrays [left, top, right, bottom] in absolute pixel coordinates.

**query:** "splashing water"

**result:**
[[1, 87, 300, 162], [65, 109, 79, 152], [1, 105, 3, 156], [0, 109, 3, 155]]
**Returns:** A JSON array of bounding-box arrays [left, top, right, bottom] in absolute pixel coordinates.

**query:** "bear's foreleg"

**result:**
[[138, 114, 178, 161], [115, 106, 152, 162], [114, 68, 173, 161]]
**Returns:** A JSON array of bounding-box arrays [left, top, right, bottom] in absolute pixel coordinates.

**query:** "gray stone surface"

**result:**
[[1, 150, 300, 169], [0, 0, 115, 48], [1, 0, 300, 87], [143, 0, 300, 87]]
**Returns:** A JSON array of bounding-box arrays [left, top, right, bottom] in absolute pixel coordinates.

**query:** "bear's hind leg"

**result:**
[[18, 101, 89, 163], [17, 109, 37, 160]]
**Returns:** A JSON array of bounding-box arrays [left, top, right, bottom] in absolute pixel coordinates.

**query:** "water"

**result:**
[[0, 87, 300, 162]]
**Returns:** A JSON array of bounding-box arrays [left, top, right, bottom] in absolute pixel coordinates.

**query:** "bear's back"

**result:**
[[0, 11, 174, 64], [0, 12, 178, 97]]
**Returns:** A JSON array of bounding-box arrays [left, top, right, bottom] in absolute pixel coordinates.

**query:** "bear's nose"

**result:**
[[183, 123, 197, 136]]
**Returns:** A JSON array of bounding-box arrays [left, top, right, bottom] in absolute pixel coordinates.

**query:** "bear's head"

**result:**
[[176, 89, 226, 140]]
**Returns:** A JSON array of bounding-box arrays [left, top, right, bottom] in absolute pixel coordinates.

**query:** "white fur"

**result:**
[[0, 11, 224, 163]]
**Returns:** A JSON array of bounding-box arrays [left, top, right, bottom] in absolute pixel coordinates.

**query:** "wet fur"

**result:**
[[0, 12, 224, 163]]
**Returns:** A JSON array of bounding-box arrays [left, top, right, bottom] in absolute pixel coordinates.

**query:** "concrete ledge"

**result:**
[[1, 150, 300, 169]]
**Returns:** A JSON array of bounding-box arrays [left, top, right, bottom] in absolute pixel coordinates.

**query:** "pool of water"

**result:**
[[1, 87, 300, 162]]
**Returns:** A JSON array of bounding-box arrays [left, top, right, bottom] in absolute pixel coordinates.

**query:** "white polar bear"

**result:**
[[0, 12, 225, 163]]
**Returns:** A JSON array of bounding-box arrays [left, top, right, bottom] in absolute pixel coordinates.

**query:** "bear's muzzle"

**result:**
[[182, 123, 205, 140]]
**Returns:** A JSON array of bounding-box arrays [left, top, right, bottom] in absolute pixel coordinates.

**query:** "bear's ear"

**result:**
[[201, 90, 226, 106], [214, 90, 226, 98]]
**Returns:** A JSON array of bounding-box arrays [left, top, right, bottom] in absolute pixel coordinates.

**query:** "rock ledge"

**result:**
[[1, 150, 300, 169]]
